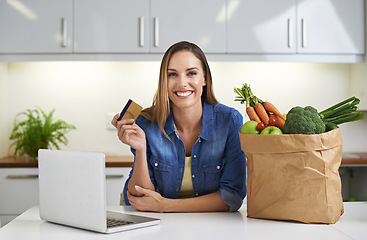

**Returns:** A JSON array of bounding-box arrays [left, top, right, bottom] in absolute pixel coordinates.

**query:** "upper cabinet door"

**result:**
[[297, 0, 365, 54], [0, 0, 73, 53], [150, 0, 226, 53], [74, 0, 150, 53], [227, 0, 296, 54]]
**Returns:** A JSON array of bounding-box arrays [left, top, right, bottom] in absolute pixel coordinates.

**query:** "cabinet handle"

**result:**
[[106, 175, 124, 179], [154, 17, 159, 47], [288, 18, 293, 48], [61, 18, 68, 48], [301, 18, 307, 48], [139, 17, 144, 47], [6, 174, 38, 179]]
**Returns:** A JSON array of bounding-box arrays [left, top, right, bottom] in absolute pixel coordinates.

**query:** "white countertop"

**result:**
[[0, 202, 366, 240]]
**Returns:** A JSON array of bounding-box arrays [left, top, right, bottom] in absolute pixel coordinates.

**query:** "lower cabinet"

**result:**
[[105, 167, 131, 206], [339, 166, 367, 201], [0, 167, 131, 227], [0, 168, 39, 226]]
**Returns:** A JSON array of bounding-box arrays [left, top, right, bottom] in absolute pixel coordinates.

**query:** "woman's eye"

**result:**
[[188, 71, 197, 76], [168, 72, 177, 77]]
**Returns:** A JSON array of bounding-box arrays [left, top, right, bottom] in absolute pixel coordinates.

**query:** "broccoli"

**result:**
[[282, 106, 325, 134]]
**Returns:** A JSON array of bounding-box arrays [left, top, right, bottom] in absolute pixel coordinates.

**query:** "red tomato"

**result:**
[[256, 122, 266, 131]]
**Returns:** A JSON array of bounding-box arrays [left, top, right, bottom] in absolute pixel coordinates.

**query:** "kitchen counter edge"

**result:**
[[1, 153, 366, 168], [0, 155, 134, 168]]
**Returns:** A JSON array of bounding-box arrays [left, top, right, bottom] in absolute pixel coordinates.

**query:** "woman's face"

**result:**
[[167, 50, 206, 110]]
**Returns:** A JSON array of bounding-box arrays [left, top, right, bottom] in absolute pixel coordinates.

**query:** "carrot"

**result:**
[[255, 103, 269, 125], [263, 102, 285, 121], [274, 114, 285, 130], [269, 113, 285, 130], [246, 106, 261, 123]]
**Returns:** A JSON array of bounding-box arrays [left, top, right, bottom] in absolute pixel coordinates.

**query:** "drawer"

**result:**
[[0, 168, 39, 214], [105, 167, 131, 206]]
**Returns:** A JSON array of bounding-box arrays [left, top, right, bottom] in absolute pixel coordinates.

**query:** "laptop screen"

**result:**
[[38, 149, 107, 232]]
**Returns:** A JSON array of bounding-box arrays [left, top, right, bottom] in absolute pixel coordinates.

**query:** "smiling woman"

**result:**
[[167, 51, 206, 122], [111, 41, 247, 213]]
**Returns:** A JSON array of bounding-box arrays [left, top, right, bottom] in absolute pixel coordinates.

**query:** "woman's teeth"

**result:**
[[176, 91, 192, 97]]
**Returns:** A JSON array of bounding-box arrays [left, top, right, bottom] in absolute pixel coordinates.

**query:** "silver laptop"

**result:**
[[38, 149, 160, 234]]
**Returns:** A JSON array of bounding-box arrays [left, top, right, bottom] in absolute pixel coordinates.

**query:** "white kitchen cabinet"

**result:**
[[297, 0, 364, 54], [105, 167, 131, 206], [0, 0, 73, 53], [150, 0, 226, 53], [74, 0, 150, 53], [0, 168, 39, 226], [74, 0, 226, 54], [227, 0, 365, 55], [0, 0, 364, 62], [0, 167, 130, 226], [227, 0, 296, 54]]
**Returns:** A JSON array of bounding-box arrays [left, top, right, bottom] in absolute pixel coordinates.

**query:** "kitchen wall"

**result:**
[[1, 61, 367, 158], [0, 63, 8, 157]]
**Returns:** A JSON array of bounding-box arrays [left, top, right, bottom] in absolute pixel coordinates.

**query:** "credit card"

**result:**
[[117, 99, 143, 122]]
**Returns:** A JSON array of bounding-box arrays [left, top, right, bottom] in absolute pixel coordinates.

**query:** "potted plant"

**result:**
[[9, 107, 76, 160]]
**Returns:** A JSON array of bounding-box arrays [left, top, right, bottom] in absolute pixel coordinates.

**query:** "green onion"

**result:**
[[319, 96, 356, 116], [324, 106, 357, 118], [325, 112, 365, 125], [319, 96, 364, 131], [319, 98, 360, 119]]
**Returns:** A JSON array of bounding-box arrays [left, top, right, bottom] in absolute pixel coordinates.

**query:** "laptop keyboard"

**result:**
[[107, 218, 134, 228]]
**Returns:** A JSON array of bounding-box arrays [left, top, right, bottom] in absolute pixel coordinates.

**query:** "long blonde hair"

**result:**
[[141, 41, 218, 138]]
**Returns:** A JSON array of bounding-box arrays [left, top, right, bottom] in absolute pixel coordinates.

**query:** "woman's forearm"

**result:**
[[164, 192, 229, 212], [128, 149, 155, 196]]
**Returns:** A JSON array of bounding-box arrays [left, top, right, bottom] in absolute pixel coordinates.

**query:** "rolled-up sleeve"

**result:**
[[122, 147, 157, 205], [218, 110, 247, 212], [218, 188, 244, 212]]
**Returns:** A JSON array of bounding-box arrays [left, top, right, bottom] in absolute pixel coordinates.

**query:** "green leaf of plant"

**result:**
[[8, 107, 76, 160]]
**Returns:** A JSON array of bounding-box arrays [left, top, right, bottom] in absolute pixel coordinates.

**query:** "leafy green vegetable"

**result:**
[[283, 96, 365, 134], [9, 107, 76, 160], [283, 106, 326, 134]]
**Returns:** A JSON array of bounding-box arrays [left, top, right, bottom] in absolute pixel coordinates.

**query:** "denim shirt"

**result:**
[[123, 101, 247, 211]]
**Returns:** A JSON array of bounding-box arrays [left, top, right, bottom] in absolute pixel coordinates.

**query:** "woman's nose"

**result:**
[[177, 74, 188, 87]]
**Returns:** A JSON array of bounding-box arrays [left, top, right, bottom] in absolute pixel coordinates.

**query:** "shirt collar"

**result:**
[[164, 100, 214, 141], [164, 112, 176, 137]]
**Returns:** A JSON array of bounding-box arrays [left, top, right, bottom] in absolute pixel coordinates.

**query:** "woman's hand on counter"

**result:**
[[127, 185, 230, 213], [127, 185, 168, 213]]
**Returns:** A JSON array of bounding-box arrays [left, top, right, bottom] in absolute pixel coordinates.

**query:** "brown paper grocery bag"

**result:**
[[239, 128, 344, 224]]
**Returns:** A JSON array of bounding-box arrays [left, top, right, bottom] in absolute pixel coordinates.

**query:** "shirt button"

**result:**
[[192, 174, 195, 178], [195, 193, 199, 196], [217, 165, 220, 170], [154, 162, 158, 167], [193, 155, 196, 158], [199, 139, 201, 143]]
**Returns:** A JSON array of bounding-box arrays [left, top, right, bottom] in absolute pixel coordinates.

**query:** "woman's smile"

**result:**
[[175, 90, 194, 97]]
